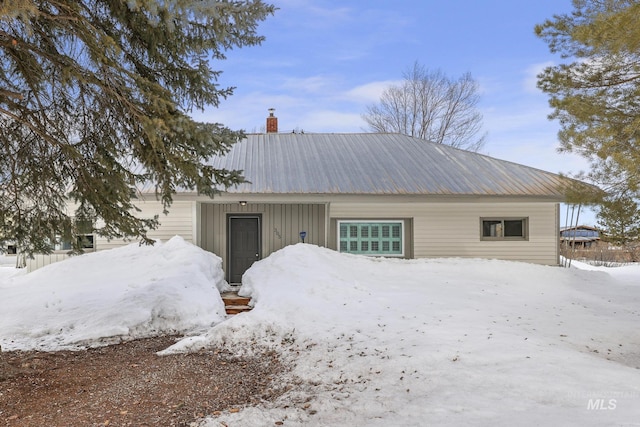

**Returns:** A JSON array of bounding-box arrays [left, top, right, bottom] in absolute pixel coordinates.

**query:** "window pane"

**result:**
[[78, 235, 95, 249], [338, 222, 403, 255], [482, 220, 502, 237], [54, 237, 72, 251], [504, 220, 523, 237]]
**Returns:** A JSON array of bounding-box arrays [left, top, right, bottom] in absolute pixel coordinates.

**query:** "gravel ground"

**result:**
[[0, 336, 288, 427]]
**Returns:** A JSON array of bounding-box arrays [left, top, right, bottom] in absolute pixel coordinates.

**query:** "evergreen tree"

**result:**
[[536, 0, 640, 200], [0, 0, 275, 259], [597, 194, 640, 247]]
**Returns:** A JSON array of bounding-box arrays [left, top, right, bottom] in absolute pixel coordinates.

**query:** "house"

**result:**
[[25, 111, 586, 278], [560, 225, 601, 248]]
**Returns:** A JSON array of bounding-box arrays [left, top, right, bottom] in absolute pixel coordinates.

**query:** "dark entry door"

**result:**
[[228, 216, 260, 283]]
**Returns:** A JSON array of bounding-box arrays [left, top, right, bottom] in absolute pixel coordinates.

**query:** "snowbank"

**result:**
[[165, 244, 640, 426], [3, 238, 640, 425], [0, 236, 228, 351]]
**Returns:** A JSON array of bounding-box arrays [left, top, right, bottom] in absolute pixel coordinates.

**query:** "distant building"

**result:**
[[560, 225, 601, 248]]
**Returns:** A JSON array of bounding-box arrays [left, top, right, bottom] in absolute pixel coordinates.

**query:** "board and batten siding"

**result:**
[[26, 200, 196, 271], [329, 201, 560, 265], [199, 202, 326, 272]]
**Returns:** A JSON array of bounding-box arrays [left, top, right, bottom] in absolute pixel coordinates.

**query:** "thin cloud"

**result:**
[[276, 0, 354, 29], [344, 80, 402, 103], [523, 61, 554, 93], [482, 104, 553, 134], [296, 110, 365, 133], [279, 75, 339, 94]]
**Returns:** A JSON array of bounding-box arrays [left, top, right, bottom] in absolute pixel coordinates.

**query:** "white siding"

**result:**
[[94, 200, 195, 251], [330, 201, 560, 265], [24, 197, 561, 271], [26, 200, 195, 271]]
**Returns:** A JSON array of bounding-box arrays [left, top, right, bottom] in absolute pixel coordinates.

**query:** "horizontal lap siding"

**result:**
[[26, 200, 195, 271], [330, 201, 559, 265], [95, 200, 195, 251]]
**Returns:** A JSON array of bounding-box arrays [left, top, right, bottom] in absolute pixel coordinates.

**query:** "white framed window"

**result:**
[[481, 217, 528, 241], [338, 220, 404, 256], [53, 235, 95, 251], [52, 218, 95, 251]]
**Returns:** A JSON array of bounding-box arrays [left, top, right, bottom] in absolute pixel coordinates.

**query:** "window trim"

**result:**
[[337, 220, 405, 257], [480, 217, 529, 241]]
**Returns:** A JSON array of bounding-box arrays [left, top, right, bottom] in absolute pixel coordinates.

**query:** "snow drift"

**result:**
[[2, 239, 640, 425], [0, 236, 227, 351], [165, 244, 640, 427]]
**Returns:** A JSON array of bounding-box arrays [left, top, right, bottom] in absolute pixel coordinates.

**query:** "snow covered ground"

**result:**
[[2, 238, 640, 426]]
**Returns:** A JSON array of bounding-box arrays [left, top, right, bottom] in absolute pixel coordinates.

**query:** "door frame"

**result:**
[[226, 214, 262, 284]]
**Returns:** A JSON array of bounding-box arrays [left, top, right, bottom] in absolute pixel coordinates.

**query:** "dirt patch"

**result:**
[[0, 336, 287, 426]]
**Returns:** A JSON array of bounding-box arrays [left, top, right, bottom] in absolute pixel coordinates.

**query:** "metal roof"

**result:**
[[207, 133, 576, 198]]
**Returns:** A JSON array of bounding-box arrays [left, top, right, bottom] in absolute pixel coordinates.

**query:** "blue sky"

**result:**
[[194, 0, 597, 225]]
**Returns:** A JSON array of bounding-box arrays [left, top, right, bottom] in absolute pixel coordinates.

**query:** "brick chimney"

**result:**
[[266, 108, 278, 133]]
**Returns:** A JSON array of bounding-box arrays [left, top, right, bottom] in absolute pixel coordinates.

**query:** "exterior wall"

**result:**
[[329, 200, 560, 265], [94, 199, 196, 251], [25, 199, 196, 271], [23, 196, 561, 271], [199, 202, 326, 275]]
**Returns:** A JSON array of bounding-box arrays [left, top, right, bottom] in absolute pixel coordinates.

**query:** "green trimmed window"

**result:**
[[338, 221, 403, 256]]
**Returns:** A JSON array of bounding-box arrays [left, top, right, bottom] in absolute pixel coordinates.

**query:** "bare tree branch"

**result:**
[[362, 62, 486, 152]]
